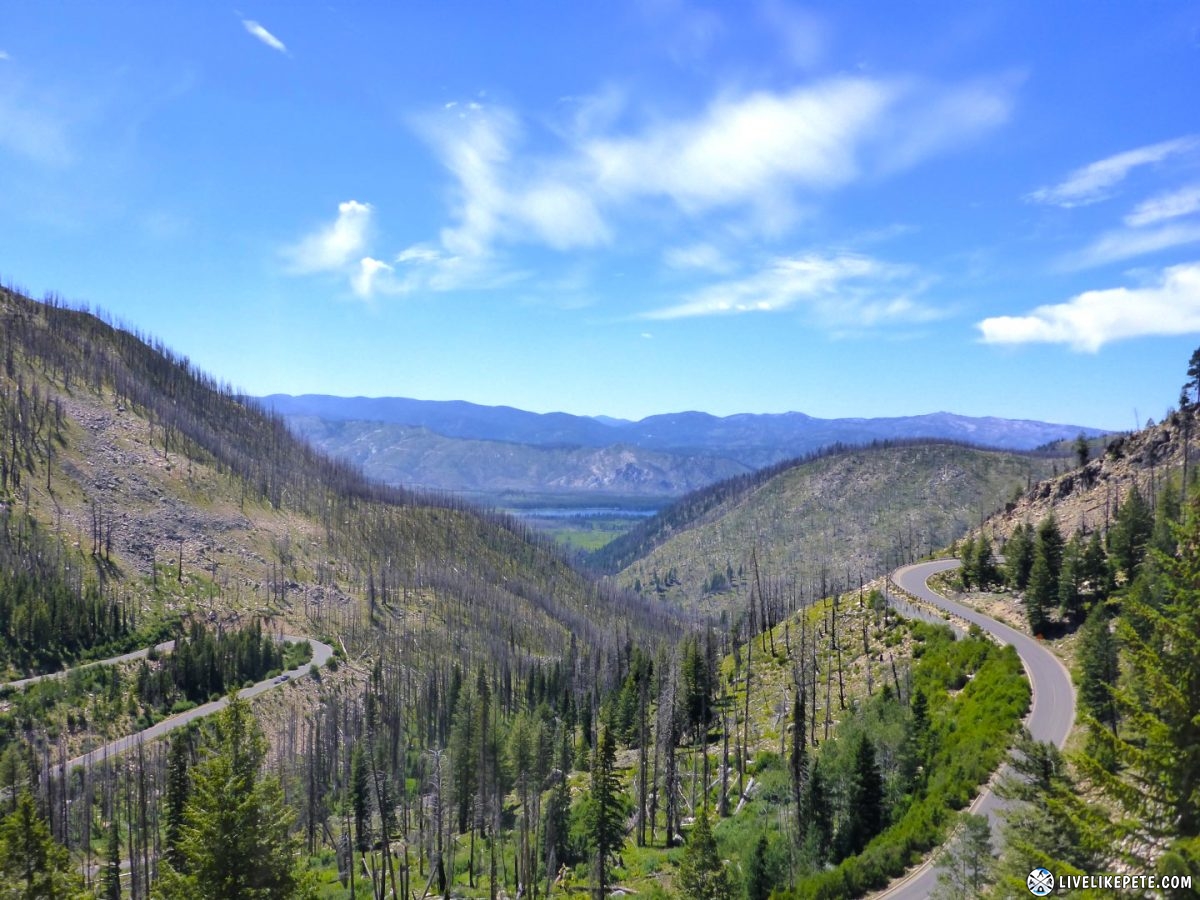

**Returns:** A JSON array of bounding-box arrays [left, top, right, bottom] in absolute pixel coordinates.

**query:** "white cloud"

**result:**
[[517, 181, 610, 250], [643, 252, 938, 327], [1066, 222, 1200, 269], [409, 76, 1012, 262], [1027, 136, 1199, 208], [585, 79, 893, 213], [417, 104, 609, 260], [1125, 184, 1200, 227], [352, 257, 392, 298], [872, 77, 1016, 175], [284, 200, 372, 273], [978, 262, 1200, 351], [663, 243, 731, 273], [329, 74, 1013, 299], [578, 75, 1012, 234], [242, 19, 287, 54], [0, 51, 10, 62], [395, 245, 442, 264]]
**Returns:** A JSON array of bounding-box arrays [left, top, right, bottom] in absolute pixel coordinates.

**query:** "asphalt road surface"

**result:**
[[2, 640, 177, 691], [30, 634, 335, 777], [876, 558, 1075, 899]]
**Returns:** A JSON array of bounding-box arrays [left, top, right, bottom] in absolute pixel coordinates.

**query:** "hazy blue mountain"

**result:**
[[264, 393, 1105, 498], [261, 394, 620, 446], [284, 416, 750, 499]]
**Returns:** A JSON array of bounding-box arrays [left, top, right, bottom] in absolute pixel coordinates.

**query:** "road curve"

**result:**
[[876, 559, 1075, 900], [46, 634, 334, 777], [3, 640, 177, 691]]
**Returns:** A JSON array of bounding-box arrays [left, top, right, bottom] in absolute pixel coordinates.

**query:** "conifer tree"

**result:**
[[1036, 514, 1064, 591], [448, 687, 478, 834], [974, 535, 998, 589], [1057, 532, 1085, 621], [959, 535, 978, 589], [746, 833, 772, 900], [803, 758, 831, 867], [994, 732, 1108, 894], [789, 689, 807, 839], [1084, 511, 1200, 886], [676, 813, 732, 900], [1074, 433, 1090, 469], [1152, 480, 1182, 556], [1004, 524, 1034, 591], [163, 730, 190, 871], [1080, 530, 1111, 603], [1077, 603, 1120, 738], [153, 695, 304, 899], [587, 724, 625, 899], [901, 689, 930, 790], [351, 745, 371, 854], [933, 812, 993, 899], [102, 814, 122, 900], [1025, 545, 1053, 636], [0, 792, 83, 899], [1108, 485, 1153, 581], [839, 733, 885, 858]]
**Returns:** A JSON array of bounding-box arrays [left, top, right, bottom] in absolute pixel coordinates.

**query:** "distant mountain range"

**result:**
[[262, 394, 1107, 500]]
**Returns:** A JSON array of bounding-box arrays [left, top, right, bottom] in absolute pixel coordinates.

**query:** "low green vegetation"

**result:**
[[0, 622, 303, 764], [0, 506, 173, 678], [3, 286, 1196, 899]]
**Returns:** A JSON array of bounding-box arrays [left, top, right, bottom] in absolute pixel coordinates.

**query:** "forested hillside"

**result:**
[[593, 441, 1063, 614], [0, 285, 1047, 899], [14, 281, 1177, 900], [919, 373, 1200, 897], [0, 286, 679, 671], [0, 285, 688, 895]]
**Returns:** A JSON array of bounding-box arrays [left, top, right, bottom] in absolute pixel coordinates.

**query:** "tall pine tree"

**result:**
[[154, 695, 304, 899]]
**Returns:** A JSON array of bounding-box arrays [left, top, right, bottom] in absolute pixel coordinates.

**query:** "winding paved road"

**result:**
[[6, 635, 335, 778], [876, 559, 1075, 899], [3, 640, 177, 691]]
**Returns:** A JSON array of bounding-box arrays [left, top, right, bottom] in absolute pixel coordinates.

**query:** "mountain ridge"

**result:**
[[265, 393, 1105, 499], [588, 439, 1065, 614]]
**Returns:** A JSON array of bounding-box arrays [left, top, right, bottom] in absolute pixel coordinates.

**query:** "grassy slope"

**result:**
[[606, 442, 1061, 615]]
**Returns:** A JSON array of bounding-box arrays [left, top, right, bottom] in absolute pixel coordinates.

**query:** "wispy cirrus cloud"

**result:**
[[419, 105, 610, 258], [242, 19, 288, 54], [1065, 222, 1200, 269], [978, 262, 1200, 351], [417, 75, 1012, 252], [283, 200, 372, 274], [0, 80, 73, 166], [294, 72, 1014, 300], [1124, 184, 1200, 227], [0, 51, 10, 62], [663, 242, 732, 273], [643, 252, 939, 328], [1027, 136, 1198, 208]]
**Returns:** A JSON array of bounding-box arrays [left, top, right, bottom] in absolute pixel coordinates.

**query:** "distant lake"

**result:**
[[510, 507, 658, 520]]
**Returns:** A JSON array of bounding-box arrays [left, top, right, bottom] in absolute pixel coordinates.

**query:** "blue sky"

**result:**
[[2, 2, 1199, 430]]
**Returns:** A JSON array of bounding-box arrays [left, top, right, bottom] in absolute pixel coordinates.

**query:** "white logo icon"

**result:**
[[1027, 867, 1054, 896]]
